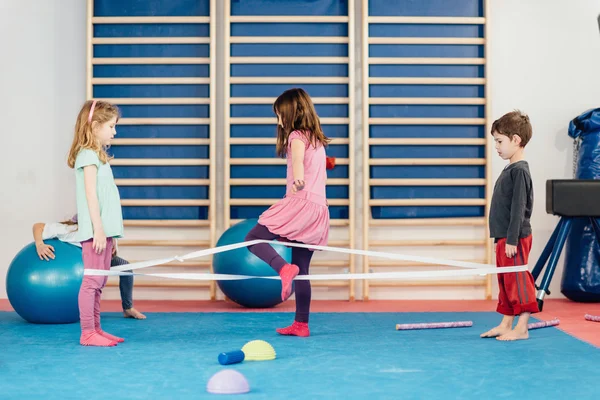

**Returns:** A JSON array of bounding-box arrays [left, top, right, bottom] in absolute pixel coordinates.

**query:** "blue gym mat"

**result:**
[[0, 311, 598, 399]]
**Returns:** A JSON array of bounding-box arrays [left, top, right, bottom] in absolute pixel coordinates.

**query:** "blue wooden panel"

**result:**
[[115, 126, 210, 139], [231, 64, 348, 77], [369, 105, 484, 118], [119, 186, 209, 199], [231, 44, 347, 57], [231, 0, 347, 16], [231, 124, 348, 138], [371, 206, 484, 219], [123, 206, 208, 220], [112, 166, 209, 179], [371, 186, 484, 199], [94, 24, 209, 38], [94, 65, 210, 78], [93, 84, 210, 98], [232, 84, 348, 97], [95, 0, 209, 16], [232, 165, 348, 179], [110, 146, 209, 159], [370, 24, 483, 38], [370, 85, 483, 98], [232, 23, 347, 37], [117, 105, 209, 118], [370, 44, 483, 58], [369, 0, 483, 17], [231, 206, 348, 219], [370, 126, 484, 139], [370, 145, 484, 159], [94, 44, 209, 58], [231, 186, 348, 199], [231, 104, 347, 118], [366, 0, 487, 220], [370, 65, 484, 78], [231, 144, 348, 158], [93, 0, 215, 222], [370, 166, 484, 179]]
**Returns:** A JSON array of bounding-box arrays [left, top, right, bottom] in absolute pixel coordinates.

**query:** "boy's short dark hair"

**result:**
[[491, 110, 532, 147]]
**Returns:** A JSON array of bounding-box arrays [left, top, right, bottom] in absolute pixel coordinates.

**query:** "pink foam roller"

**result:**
[[527, 318, 559, 330], [395, 321, 473, 330], [585, 314, 600, 322]]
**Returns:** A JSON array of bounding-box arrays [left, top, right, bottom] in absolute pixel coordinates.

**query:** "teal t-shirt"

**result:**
[[74, 149, 124, 242]]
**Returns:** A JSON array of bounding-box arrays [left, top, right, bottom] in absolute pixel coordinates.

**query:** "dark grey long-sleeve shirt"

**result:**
[[489, 161, 533, 246]]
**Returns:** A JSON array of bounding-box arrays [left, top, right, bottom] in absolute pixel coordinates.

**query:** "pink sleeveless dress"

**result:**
[[258, 130, 330, 247]]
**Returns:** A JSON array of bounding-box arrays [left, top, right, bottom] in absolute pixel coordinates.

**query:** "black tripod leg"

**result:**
[[532, 218, 564, 281], [536, 218, 572, 312]]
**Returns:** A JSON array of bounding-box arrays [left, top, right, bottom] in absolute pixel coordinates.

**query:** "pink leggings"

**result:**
[[79, 238, 113, 332]]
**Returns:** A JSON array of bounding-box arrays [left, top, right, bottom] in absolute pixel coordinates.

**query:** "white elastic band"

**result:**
[[110, 239, 264, 272], [85, 239, 528, 281], [85, 265, 527, 281], [110, 239, 511, 272]]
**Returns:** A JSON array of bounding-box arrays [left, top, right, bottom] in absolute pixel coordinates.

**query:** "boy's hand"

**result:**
[[505, 244, 517, 258]]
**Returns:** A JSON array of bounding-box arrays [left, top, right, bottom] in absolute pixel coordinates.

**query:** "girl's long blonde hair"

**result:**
[[67, 100, 120, 168], [273, 88, 331, 158]]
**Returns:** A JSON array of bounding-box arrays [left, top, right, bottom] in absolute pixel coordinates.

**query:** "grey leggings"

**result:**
[[111, 256, 134, 310]]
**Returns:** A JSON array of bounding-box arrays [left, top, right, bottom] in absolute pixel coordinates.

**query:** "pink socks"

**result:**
[[97, 330, 124, 343], [276, 321, 310, 337], [279, 263, 299, 301], [80, 331, 117, 347]]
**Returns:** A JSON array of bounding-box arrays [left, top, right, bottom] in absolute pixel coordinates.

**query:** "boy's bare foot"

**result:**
[[497, 328, 529, 341], [481, 315, 514, 338], [123, 308, 146, 319], [497, 313, 530, 341], [480, 325, 513, 338]]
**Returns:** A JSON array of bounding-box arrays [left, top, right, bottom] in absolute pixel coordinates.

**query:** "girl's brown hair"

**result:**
[[67, 100, 120, 168], [273, 88, 331, 158], [59, 214, 78, 226]]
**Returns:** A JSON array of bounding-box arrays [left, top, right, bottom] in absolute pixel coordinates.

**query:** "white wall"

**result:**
[[1, 0, 599, 301], [0, 0, 85, 298], [488, 0, 600, 299]]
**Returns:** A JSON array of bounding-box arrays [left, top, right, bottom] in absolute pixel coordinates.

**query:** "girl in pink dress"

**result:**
[[245, 88, 330, 337]]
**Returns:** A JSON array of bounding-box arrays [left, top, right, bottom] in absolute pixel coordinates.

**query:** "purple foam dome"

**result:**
[[207, 369, 250, 395]]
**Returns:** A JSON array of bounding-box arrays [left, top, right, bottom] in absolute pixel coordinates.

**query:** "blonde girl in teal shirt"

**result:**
[[67, 100, 124, 347]]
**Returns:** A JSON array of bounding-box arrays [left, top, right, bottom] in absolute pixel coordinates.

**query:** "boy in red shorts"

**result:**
[[481, 110, 539, 341]]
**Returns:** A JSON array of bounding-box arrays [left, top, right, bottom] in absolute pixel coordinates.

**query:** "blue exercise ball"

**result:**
[[6, 240, 83, 324], [213, 219, 292, 308]]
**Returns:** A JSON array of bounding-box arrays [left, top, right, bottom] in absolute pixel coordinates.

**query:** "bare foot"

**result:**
[[497, 328, 529, 341], [480, 325, 512, 338], [123, 308, 146, 320]]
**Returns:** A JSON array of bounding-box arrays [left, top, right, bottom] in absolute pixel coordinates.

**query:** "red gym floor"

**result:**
[[2, 299, 599, 347]]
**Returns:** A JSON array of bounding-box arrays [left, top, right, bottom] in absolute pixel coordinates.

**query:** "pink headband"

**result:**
[[88, 100, 97, 123]]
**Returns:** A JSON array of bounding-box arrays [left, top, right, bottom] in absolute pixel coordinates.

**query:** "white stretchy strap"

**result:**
[[85, 239, 528, 281], [110, 239, 511, 272], [85, 265, 527, 280]]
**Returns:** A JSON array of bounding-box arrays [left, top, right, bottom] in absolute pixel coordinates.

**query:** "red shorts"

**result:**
[[495, 235, 539, 316]]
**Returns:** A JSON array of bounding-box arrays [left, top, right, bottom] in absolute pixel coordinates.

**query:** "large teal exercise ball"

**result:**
[[6, 239, 83, 324], [213, 219, 292, 308]]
